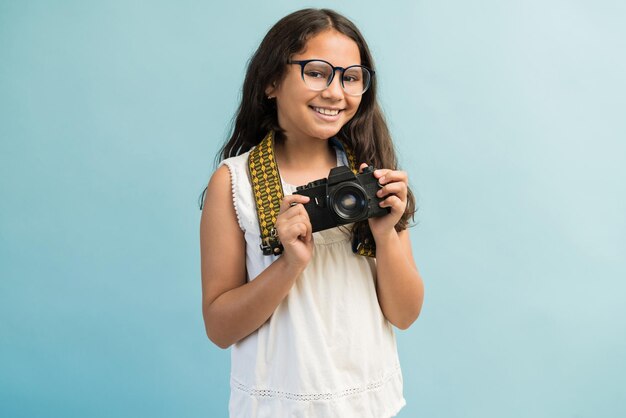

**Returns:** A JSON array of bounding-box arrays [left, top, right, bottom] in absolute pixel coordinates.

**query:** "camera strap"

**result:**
[[248, 130, 376, 257]]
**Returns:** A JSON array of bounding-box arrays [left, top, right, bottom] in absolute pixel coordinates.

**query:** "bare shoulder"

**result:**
[[206, 164, 232, 200], [201, 164, 242, 242]]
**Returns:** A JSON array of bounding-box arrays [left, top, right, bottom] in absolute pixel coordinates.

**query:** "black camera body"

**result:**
[[293, 165, 390, 233]]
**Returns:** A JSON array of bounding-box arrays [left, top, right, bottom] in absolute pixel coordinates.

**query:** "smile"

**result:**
[[311, 106, 342, 116]]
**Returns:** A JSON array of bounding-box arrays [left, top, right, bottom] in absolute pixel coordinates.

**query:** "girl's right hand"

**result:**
[[275, 195, 314, 270]]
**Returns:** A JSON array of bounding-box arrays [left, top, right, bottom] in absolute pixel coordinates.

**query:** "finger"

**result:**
[[276, 214, 311, 234], [282, 222, 308, 243], [373, 168, 392, 181], [377, 170, 407, 185], [298, 218, 313, 243], [289, 218, 313, 242], [379, 195, 404, 210], [304, 222, 313, 243], [377, 182, 407, 200], [385, 170, 408, 183], [277, 203, 310, 222], [280, 194, 310, 213]]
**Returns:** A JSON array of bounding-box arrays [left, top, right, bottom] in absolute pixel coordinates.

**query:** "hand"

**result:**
[[359, 163, 408, 239], [275, 194, 314, 270]]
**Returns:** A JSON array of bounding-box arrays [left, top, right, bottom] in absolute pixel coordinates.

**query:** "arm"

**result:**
[[361, 165, 425, 330], [200, 165, 312, 348], [372, 228, 424, 330]]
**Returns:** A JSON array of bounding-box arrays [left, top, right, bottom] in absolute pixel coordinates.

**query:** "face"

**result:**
[[266, 29, 363, 143]]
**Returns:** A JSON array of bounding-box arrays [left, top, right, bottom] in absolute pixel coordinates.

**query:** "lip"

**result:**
[[311, 106, 344, 111], [309, 106, 344, 121]]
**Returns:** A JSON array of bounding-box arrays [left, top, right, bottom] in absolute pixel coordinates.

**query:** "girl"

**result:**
[[200, 8, 424, 418]]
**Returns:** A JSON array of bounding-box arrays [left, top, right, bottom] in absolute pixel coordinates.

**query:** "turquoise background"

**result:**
[[1, 1, 625, 417]]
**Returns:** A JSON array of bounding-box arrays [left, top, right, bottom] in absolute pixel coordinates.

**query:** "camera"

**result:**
[[293, 165, 390, 232]]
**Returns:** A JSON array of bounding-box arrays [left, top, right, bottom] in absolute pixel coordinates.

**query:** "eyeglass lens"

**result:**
[[302, 61, 371, 96]]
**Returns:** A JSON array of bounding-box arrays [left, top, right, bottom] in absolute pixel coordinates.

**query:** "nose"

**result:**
[[321, 70, 345, 100]]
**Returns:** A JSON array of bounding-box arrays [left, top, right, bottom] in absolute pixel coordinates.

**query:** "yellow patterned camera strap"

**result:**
[[248, 131, 375, 257], [248, 131, 285, 255]]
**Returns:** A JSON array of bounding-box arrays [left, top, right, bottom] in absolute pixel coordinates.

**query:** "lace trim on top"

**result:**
[[231, 365, 401, 402], [220, 161, 244, 232]]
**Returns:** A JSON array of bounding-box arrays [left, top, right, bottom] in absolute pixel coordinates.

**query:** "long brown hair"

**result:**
[[217, 8, 415, 231]]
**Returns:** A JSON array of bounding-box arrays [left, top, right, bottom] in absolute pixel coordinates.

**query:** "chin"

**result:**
[[313, 121, 346, 137], [313, 127, 342, 140]]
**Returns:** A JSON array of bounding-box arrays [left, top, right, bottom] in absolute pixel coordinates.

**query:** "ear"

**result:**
[[265, 82, 277, 99]]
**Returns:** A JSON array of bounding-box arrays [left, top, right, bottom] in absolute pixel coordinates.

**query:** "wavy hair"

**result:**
[[216, 8, 415, 231]]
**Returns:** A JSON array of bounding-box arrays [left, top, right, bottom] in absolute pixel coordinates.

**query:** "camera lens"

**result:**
[[329, 185, 368, 222], [339, 193, 358, 211]]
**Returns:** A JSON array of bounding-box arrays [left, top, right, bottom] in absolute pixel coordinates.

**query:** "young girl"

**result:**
[[200, 8, 424, 417]]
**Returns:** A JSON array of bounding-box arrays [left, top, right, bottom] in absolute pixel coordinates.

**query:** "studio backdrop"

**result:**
[[1, 1, 625, 417]]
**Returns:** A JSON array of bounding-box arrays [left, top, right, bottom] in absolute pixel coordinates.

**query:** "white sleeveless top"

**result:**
[[220, 147, 405, 418]]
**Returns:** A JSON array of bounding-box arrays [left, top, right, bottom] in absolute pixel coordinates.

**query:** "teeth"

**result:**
[[313, 107, 340, 116]]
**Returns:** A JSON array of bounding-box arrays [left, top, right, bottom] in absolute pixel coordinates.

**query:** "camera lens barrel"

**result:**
[[328, 184, 368, 222]]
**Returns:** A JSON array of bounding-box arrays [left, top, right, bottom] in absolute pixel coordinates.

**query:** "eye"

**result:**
[[303, 61, 332, 80], [305, 70, 327, 79], [343, 69, 362, 83], [343, 74, 361, 83]]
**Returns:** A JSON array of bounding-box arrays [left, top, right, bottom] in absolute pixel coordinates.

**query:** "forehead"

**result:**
[[294, 29, 361, 66]]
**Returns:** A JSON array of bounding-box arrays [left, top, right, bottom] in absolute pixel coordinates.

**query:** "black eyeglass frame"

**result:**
[[289, 59, 375, 96]]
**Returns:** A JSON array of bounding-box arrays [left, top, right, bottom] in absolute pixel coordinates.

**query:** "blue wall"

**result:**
[[1, 1, 625, 417]]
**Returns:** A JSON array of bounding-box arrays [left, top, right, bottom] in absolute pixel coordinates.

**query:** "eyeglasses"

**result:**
[[289, 59, 375, 96]]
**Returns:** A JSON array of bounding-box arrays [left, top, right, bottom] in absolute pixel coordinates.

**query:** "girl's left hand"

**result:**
[[359, 163, 408, 238]]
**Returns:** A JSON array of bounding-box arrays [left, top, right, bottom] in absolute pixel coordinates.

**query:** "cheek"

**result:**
[[346, 98, 362, 117]]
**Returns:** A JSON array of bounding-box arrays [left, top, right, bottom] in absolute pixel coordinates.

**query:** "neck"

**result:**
[[274, 133, 337, 185]]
